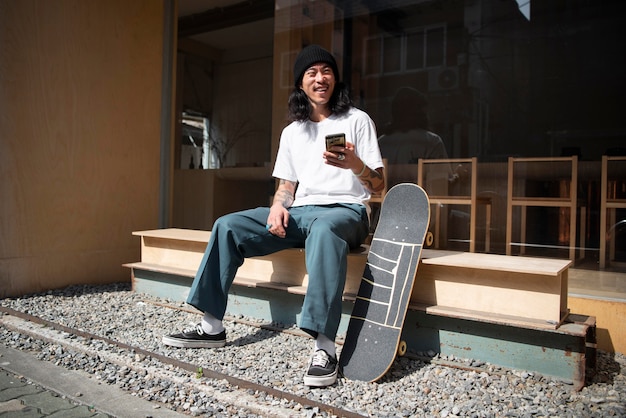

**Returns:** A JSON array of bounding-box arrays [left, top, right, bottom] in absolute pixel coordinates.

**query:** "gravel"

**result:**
[[1, 283, 625, 417]]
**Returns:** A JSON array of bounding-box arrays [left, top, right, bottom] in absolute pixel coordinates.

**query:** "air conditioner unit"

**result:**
[[428, 67, 459, 92]]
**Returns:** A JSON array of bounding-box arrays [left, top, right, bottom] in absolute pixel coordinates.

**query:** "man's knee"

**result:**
[[214, 211, 250, 231], [214, 213, 235, 229]]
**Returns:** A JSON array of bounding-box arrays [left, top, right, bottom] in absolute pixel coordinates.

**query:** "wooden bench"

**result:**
[[125, 228, 571, 330], [124, 228, 595, 389]]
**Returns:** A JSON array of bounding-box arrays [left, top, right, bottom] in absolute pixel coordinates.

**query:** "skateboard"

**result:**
[[339, 183, 431, 382]]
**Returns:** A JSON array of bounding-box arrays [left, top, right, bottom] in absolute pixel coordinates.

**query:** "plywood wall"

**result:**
[[0, 0, 165, 297], [568, 296, 625, 354]]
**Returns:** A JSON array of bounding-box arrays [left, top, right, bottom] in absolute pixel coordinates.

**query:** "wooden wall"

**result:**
[[568, 296, 626, 354], [0, 0, 165, 297]]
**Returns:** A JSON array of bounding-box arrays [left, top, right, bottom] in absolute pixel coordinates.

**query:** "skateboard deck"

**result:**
[[339, 183, 430, 382]]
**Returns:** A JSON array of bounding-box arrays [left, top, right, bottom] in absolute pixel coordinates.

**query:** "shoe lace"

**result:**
[[310, 349, 330, 368], [182, 323, 204, 335]]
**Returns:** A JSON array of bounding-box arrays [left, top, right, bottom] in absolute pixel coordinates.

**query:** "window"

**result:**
[[364, 24, 447, 76]]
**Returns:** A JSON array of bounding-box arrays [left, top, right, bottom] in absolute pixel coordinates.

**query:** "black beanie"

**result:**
[[293, 45, 339, 87]]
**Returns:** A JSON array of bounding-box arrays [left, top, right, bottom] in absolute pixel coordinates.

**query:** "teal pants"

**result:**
[[187, 203, 369, 341]]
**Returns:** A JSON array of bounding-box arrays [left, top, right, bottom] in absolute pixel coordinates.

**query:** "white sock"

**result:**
[[201, 312, 225, 335], [314, 333, 336, 359]]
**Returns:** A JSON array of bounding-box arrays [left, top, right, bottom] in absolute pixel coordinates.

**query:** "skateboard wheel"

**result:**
[[425, 232, 434, 247], [397, 340, 407, 356]]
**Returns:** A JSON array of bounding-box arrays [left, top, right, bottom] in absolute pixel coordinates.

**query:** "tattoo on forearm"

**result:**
[[359, 168, 384, 193], [275, 190, 294, 207], [274, 180, 295, 208], [369, 169, 382, 181]]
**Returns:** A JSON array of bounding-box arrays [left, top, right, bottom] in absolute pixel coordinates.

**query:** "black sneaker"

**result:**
[[162, 324, 226, 348], [304, 349, 338, 387]]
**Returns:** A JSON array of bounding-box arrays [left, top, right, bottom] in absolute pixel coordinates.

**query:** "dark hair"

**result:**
[[389, 87, 429, 132], [287, 82, 353, 122]]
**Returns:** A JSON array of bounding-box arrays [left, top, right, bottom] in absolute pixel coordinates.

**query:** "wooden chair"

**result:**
[[417, 157, 491, 252], [506, 156, 583, 261], [599, 155, 626, 269]]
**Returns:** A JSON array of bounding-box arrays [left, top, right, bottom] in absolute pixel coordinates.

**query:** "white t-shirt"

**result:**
[[272, 107, 383, 208], [378, 128, 447, 164]]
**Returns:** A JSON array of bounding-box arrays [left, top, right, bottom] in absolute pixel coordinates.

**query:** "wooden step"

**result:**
[[131, 229, 209, 270], [126, 229, 572, 329], [415, 252, 571, 328]]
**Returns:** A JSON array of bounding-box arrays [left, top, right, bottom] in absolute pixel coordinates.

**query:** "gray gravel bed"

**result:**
[[1, 283, 625, 417]]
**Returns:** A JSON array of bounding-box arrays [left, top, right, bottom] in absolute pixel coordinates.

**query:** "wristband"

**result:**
[[354, 161, 367, 177]]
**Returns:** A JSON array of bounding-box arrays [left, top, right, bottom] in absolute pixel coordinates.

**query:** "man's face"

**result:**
[[300, 63, 336, 107]]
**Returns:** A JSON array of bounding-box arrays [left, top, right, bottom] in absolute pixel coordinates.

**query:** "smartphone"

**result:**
[[325, 133, 346, 151]]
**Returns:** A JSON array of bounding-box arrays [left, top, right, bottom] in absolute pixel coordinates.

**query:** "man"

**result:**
[[163, 45, 385, 387], [378, 87, 448, 164]]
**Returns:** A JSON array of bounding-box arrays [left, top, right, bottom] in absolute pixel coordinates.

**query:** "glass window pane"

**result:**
[[406, 30, 425, 70], [383, 35, 402, 73], [270, 0, 626, 279], [364, 37, 381, 75], [425, 26, 445, 67]]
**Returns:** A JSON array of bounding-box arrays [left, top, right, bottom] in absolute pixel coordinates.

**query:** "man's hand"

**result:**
[[267, 179, 296, 238], [323, 141, 360, 170], [323, 141, 385, 193]]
